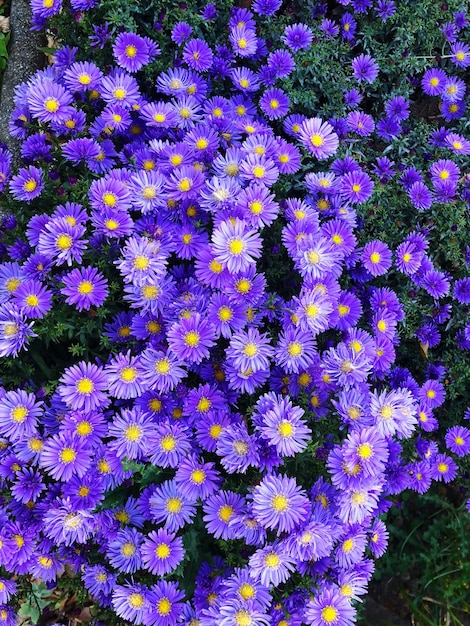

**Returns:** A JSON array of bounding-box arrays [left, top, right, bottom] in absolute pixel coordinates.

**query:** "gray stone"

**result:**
[[0, 0, 46, 171]]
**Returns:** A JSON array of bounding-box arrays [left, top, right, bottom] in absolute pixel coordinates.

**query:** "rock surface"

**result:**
[[0, 0, 46, 170]]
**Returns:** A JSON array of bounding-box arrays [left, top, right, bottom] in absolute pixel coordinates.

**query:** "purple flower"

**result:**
[[252, 474, 309, 534], [408, 181, 433, 210], [281, 23, 313, 52], [230, 26, 258, 58], [248, 541, 295, 587], [445, 132, 470, 155], [40, 433, 92, 481], [141, 529, 184, 576], [9, 166, 44, 203], [144, 580, 185, 626], [259, 88, 290, 120], [113, 32, 158, 73], [107, 407, 155, 461], [0, 303, 37, 357], [211, 218, 262, 273], [89, 21, 113, 48], [443, 76, 466, 102], [453, 278, 470, 303], [421, 68, 446, 96], [12, 279, 52, 319], [216, 422, 260, 474], [0, 390, 42, 442], [58, 361, 109, 412], [341, 170, 374, 204], [27, 80, 74, 123], [351, 53, 379, 83], [362, 240, 392, 276], [61, 266, 108, 311], [174, 456, 221, 500], [450, 41, 470, 67], [171, 22, 193, 45], [183, 39, 213, 72], [431, 454, 458, 483], [252, 0, 282, 16], [298, 118, 339, 160], [203, 490, 245, 540]]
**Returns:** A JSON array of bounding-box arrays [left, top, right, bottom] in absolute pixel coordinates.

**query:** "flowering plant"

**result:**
[[0, 0, 469, 624]]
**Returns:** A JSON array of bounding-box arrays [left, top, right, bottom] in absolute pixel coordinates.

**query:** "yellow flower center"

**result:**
[[78, 486, 90, 497], [218, 504, 234, 522], [264, 552, 280, 568], [370, 251, 380, 264], [343, 538, 354, 552], [160, 435, 177, 451], [12, 406, 28, 422], [142, 285, 159, 299], [287, 341, 303, 357], [310, 134, 323, 147], [78, 280, 93, 295], [209, 424, 223, 439], [121, 542, 136, 557], [236, 279, 251, 293], [234, 610, 252, 626], [197, 397, 211, 412], [129, 593, 144, 608], [133, 255, 149, 270], [155, 358, 170, 374], [166, 497, 182, 513], [271, 494, 289, 512], [380, 405, 393, 419], [156, 543, 171, 559], [191, 469, 205, 484], [184, 331, 200, 347], [60, 447, 76, 463], [125, 44, 137, 58], [252, 165, 265, 178], [56, 234, 73, 250], [243, 342, 258, 357], [23, 179, 38, 192], [120, 367, 137, 382], [113, 88, 126, 100], [125, 424, 142, 441], [77, 377, 94, 395], [44, 98, 60, 113], [157, 598, 172, 615], [277, 420, 294, 438], [321, 606, 338, 623]]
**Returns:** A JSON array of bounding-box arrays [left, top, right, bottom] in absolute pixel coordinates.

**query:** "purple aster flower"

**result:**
[[104, 351, 144, 400], [239, 153, 279, 186], [43, 498, 95, 546], [421, 68, 446, 96], [141, 529, 184, 576], [375, 0, 396, 20], [252, 474, 309, 534], [259, 88, 290, 120], [352, 53, 379, 83], [298, 117, 339, 160], [9, 166, 44, 203], [267, 49, 295, 78], [362, 240, 392, 276], [442, 76, 466, 102], [409, 181, 433, 210], [441, 99, 466, 122], [148, 420, 191, 468], [321, 18, 340, 38], [63, 60, 103, 92], [274, 326, 317, 374], [248, 541, 295, 587], [37, 217, 87, 267], [230, 26, 258, 58], [107, 407, 155, 461], [342, 427, 389, 477], [445, 132, 470, 155], [0, 389, 42, 442], [111, 583, 149, 624], [183, 39, 213, 72], [346, 111, 375, 136], [12, 279, 52, 319], [211, 218, 262, 273], [58, 361, 109, 412], [150, 480, 196, 532], [100, 69, 141, 108], [40, 433, 91, 481], [107, 527, 144, 573], [203, 490, 245, 540], [89, 175, 132, 212], [385, 95, 410, 121], [62, 137, 101, 165], [445, 426, 470, 456], [281, 23, 313, 51], [450, 41, 470, 67], [171, 22, 193, 45], [216, 422, 260, 474], [341, 170, 374, 204], [144, 580, 185, 626], [421, 269, 450, 299], [83, 564, 116, 598], [139, 348, 187, 393], [115, 236, 167, 285], [252, 0, 282, 16], [376, 116, 402, 140], [113, 32, 157, 73], [167, 313, 216, 364], [305, 587, 356, 626], [226, 327, 273, 373], [431, 454, 458, 483], [0, 303, 37, 357], [0, 579, 16, 605], [322, 343, 372, 388], [60, 266, 108, 311], [341, 13, 357, 41], [174, 456, 221, 501], [27, 80, 74, 123], [453, 278, 470, 303]]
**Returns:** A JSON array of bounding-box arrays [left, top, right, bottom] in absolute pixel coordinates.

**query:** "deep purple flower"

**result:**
[[341, 170, 374, 204], [61, 266, 108, 311], [9, 166, 44, 203], [298, 118, 339, 160], [141, 529, 184, 576], [351, 53, 379, 83], [362, 240, 392, 276], [252, 474, 309, 534]]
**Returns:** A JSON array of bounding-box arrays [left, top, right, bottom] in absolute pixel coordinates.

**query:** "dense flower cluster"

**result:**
[[0, 0, 469, 624]]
